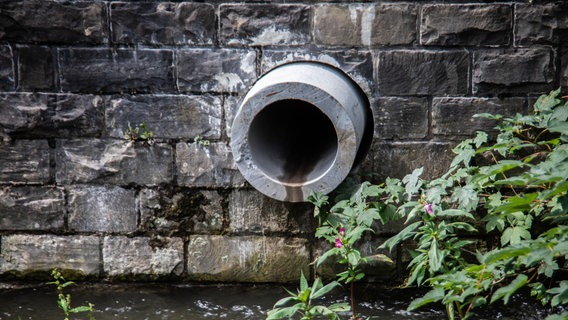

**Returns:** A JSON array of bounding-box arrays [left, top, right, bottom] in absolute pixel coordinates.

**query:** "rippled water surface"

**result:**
[[0, 283, 554, 319]]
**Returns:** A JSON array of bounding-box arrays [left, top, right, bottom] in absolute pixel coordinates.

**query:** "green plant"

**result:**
[[124, 122, 154, 145], [266, 271, 349, 320], [309, 183, 393, 319], [48, 268, 95, 320], [194, 135, 210, 146], [380, 88, 568, 319]]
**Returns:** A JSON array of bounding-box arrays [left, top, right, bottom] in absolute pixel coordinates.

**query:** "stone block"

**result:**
[[515, 3, 568, 44], [0, 2, 107, 44], [106, 94, 222, 140], [68, 185, 137, 233], [140, 188, 224, 234], [364, 142, 454, 182], [421, 4, 511, 46], [16, 45, 54, 91], [59, 48, 175, 93], [0, 140, 50, 184], [224, 95, 240, 138], [432, 97, 526, 138], [473, 47, 554, 95], [176, 142, 245, 187], [374, 97, 428, 140], [177, 48, 256, 93], [0, 235, 100, 278], [220, 4, 310, 46], [262, 49, 374, 96], [110, 2, 215, 45], [103, 236, 184, 278], [0, 93, 104, 138], [0, 186, 64, 231], [314, 3, 417, 46], [228, 189, 313, 234], [56, 139, 173, 186], [187, 235, 309, 283], [378, 50, 469, 96], [0, 45, 14, 91]]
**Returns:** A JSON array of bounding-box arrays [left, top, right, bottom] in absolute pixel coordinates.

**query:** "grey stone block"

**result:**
[[177, 48, 256, 93], [187, 235, 309, 283], [262, 49, 374, 96], [68, 185, 137, 233], [110, 2, 215, 45], [0, 2, 107, 44], [515, 3, 568, 44], [140, 188, 224, 234], [223, 95, 240, 139], [421, 4, 511, 46], [16, 45, 54, 91], [110, 2, 216, 45], [432, 97, 526, 138], [103, 236, 184, 278], [220, 4, 310, 46], [378, 50, 469, 96], [59, 48, 175, 93], [0, 140, 50, 184], [56, 139, 173, 186], [106, 94, 222, 140], [365, 142, 454, 182], [374, 97, 428, 140], [473, 47, 554, 95], [0, 93, 104, 138], [314, 3, 417, 46], [0, 186, 64, 231], [176, 142, 245, 187], [0, 235, 100, 278], [0, 45, 14, 91], [228, 189, 313, 234]]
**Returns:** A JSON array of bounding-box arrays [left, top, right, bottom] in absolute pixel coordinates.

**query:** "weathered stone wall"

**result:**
[[0, 0, 566, 283]]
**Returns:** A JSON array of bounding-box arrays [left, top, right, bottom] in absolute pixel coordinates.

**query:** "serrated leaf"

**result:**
[[380, 221, 421, 252], [407, 287, 445, 311], [490, 274, 528, 304]]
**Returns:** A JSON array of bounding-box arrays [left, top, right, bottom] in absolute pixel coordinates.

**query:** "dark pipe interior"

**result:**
[[248, 99, 338, 184]]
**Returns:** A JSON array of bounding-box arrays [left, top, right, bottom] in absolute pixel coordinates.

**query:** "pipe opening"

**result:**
[[248, 99, 338, 185]]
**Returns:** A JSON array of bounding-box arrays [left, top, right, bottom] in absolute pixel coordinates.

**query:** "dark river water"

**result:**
[[0, 282, 557, 319]]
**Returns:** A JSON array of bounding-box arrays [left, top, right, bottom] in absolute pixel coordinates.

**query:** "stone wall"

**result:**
[[0, 0, 566, 282]]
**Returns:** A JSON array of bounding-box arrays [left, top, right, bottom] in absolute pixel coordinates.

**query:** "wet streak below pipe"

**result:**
[[230, 62, 373, 202]]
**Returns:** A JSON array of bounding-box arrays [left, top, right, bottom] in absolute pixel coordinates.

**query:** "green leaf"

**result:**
[[407, 287, 445, 311], [402, 168, 424, 200], [380, 221, 421, 252], [501, 226, 531, 246], [299, 271, 308, 292], [490, 274, 528, 304], [69, 306, 92, 313], [267, 303, 302, 319], [428, 240, 444, 272], [545, 311, 568, 320], [480, 246, 532, 264], [311, 281, 338, 300]]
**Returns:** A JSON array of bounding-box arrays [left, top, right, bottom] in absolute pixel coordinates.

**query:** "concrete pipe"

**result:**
[[230, 62, 373, 202]]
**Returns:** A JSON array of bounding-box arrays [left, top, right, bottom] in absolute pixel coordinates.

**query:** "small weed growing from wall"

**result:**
[[194, 135, 210, 146], [48, 268, 95, 320], [124, 122, 154, 145]]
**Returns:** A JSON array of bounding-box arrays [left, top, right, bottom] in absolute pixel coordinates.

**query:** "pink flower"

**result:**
[[339, 227, 346, 236], [335, 237, 343, 248], [424, 203, 434, 215]]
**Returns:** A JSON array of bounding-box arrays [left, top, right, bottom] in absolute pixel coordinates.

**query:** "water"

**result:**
[[0, 283, 555, 319]]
